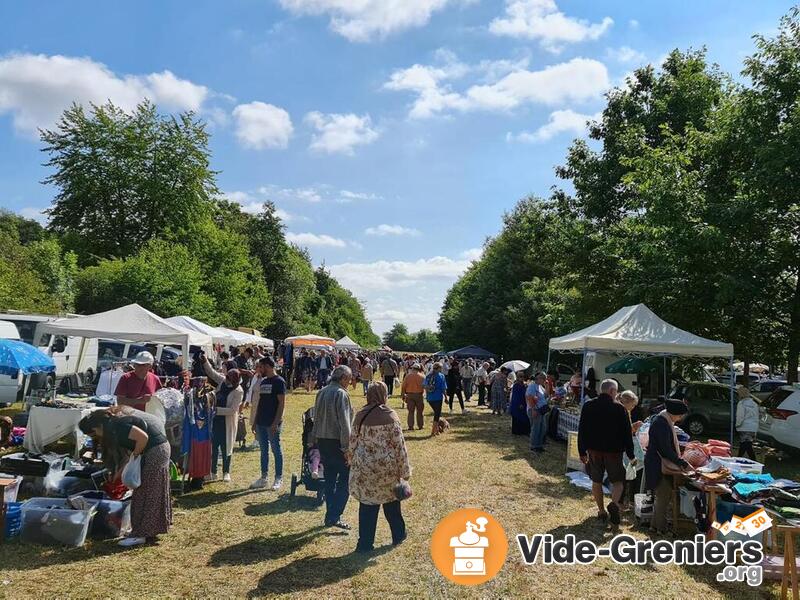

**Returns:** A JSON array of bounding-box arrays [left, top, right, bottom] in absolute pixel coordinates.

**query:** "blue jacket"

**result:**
[[425, 372, 448, 402]]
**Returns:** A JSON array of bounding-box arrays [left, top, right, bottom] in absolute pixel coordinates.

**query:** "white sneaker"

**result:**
[[311, 470, 320, 479], [271, 478, 283, 491], [118, 537, 146, 548], [223, 473, 231, 482], [249, 478, 268, 489]]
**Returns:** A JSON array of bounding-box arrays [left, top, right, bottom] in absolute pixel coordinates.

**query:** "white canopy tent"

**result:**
[[38, 303, 213, 365], [166, 315, 238, 346], [547, 303, 736, 442], [335, 336, 361, 351], [217, 327, 274, 349]]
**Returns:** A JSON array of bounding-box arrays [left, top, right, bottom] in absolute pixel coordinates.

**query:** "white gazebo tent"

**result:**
[[335, 336, 361, 351], [547, 304, 736, 441], [39, 303, 213, 365], [285, 334, 335, 351], [216, 327, 275, 349], [166, 315, 238, 346]]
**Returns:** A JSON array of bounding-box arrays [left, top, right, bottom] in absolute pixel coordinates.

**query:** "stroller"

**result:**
[[290, 407, 325, 505]]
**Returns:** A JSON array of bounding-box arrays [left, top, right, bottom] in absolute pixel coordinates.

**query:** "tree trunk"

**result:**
[[787, 276, 800, 384]]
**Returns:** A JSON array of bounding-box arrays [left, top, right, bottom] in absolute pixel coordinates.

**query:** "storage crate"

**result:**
[[4, 501, 22, 538], [69, 491, 131, 539], [714, 456, 764, 475], [566, 431, 583, 472], [20, 497, 98, 547], [679, 487, 702, 518]]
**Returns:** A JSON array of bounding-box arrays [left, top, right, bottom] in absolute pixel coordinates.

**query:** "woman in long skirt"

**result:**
[[80, 407, 173, 547], [509, 373, 530, 435], [490, 367, 510, 415]]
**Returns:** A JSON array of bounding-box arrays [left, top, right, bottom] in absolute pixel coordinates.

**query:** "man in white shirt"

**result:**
[[460, 360, 476, 402]]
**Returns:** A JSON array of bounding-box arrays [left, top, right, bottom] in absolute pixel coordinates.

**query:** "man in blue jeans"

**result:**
[[311, 365, 354, 530], [249, 356, 286, 491]]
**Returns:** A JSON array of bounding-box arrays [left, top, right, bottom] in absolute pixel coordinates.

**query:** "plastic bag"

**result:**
[[121, 455, 141, 489], [625, 461, 637, 481], [637, 420, 651, 451]]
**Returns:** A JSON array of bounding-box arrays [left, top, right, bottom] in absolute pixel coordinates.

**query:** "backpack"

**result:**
[[424, 373, 437, 393]]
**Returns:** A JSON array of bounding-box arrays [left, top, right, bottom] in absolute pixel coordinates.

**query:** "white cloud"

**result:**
[[489, 0, 613, 53], [328, 256, 471, 292], [606, 46, 646, 64], [338, 189, 381, 203], [460, 247, 484, 260], [507, 109, 600, 143], [232, 101, 293, 149], [278, 0, 452, 42], [365, 224, 421, 237], [18, 207, 48, 225], [386, 54, 609, 118], [0, 53, 210, 137], [629, 19, 639, 29], [286, 232, 348, 248], [305, 111, 380, 155], [223, 190, 306, 222]]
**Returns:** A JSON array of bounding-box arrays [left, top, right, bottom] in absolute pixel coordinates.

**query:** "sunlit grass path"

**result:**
[[0, 387, 776, 598]]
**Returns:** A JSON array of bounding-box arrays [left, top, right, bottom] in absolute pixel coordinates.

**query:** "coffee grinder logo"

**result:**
[[430, 509, 508, 586]]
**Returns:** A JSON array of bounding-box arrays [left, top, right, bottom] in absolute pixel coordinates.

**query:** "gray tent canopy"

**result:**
[[446, 345, 497, 360]]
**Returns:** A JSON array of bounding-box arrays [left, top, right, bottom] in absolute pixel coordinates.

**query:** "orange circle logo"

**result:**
[[430, 508, 508, 586]]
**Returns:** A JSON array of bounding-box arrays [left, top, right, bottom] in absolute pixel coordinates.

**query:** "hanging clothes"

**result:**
[[182, 387, 214, 479]]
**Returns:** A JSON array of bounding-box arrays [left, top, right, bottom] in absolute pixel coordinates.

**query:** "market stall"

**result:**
[[285, 334, 335, 351], [217, 327, 274, 349], [446, 345, 497, 360], [547, 303, 736, 441], [165, 315, 239, 346], [335, 336, 360, 351]]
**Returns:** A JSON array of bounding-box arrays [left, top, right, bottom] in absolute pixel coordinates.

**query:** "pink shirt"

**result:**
[[115, 371, 162, 411]]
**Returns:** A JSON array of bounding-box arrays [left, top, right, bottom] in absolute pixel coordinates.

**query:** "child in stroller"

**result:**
[[290, 407, 325, 502]]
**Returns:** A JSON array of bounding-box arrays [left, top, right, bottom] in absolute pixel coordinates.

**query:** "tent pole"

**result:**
[[663, 356, 667, 401], [580, 349, 586, 406], [545, 349, 551, 374], [729, 355, 735, 447]]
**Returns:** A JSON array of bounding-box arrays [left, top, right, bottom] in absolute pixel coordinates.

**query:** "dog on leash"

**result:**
[[430, 418, 450, 436]]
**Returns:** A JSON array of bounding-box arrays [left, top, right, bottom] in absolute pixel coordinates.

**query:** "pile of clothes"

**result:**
[[682, 439, 732, 469], [729, 472, 800, 521]]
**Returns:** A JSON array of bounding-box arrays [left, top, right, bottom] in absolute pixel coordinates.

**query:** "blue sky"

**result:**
[[0, 0, 794, 334]]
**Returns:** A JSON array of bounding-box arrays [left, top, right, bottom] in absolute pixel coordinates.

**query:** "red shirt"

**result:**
[[114, 371, 162, 411]]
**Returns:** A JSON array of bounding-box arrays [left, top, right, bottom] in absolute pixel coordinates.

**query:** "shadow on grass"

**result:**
[[0, 538, 127, 571], [174, 487, 262, 510], [209, 527, 330, 566], [244, 494, 323, 517], [247, 547, 392, 596]]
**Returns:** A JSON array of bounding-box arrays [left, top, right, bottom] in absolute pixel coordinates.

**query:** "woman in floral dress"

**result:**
[[349, 381, 411, 553]]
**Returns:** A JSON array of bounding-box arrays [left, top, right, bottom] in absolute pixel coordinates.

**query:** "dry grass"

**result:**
[[0, 388, 788, 599]]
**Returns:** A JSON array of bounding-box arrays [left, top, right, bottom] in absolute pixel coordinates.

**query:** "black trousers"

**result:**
[[357, 500, 406, 551], [317, 439, 350, 526], [739, 439, 756, 461], [447, 389, 464, 411], [478, 383, 487, 405], [429, 401, 443, 421], [383, 375, 395, 395]]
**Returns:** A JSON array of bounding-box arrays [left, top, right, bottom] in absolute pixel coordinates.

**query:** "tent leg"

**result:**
[[729, 356, 735, 447], [580, 349, 586, 406], [663, 356, 667, 400], [545, 350, 551, 375]]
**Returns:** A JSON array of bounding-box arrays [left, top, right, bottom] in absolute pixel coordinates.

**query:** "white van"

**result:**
[[0, 312, 99, 388], [0, 320, 22, 406]]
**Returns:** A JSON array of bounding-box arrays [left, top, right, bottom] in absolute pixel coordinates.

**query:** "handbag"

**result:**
[[394, 479, 413, 501], [660, 457, 685, 476], [121, 455, 142, 489]]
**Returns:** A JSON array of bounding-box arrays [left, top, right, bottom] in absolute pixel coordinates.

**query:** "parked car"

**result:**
[[652, 382, 736, 437], [715, 373, 761, 387], [749, 379, 787, 402], [758, 385, 800, 453]]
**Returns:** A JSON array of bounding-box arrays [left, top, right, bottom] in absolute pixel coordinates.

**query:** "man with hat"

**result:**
[[115, 351, 162, 411], [644, 398, 693, 534]]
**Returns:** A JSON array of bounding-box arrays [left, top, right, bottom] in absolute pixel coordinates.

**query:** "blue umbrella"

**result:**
[[0, 339, 56, 378]]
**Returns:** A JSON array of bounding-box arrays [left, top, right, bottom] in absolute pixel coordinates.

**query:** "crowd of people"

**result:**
[[77, 342, 748, 551]]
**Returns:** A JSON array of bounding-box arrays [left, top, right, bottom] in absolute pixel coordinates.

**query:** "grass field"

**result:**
[[0, 387, 792, 599]]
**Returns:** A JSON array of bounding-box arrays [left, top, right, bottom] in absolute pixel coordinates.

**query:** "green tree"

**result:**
[[42, 101, 218, 264], [76, 239, 216, 320], [412, 329, 441, 353], [0, 228, 60, 313], [383, 323, 412, 350]]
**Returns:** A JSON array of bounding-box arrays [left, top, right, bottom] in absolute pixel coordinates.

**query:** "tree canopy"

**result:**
[[440, 11, 800, 380]]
